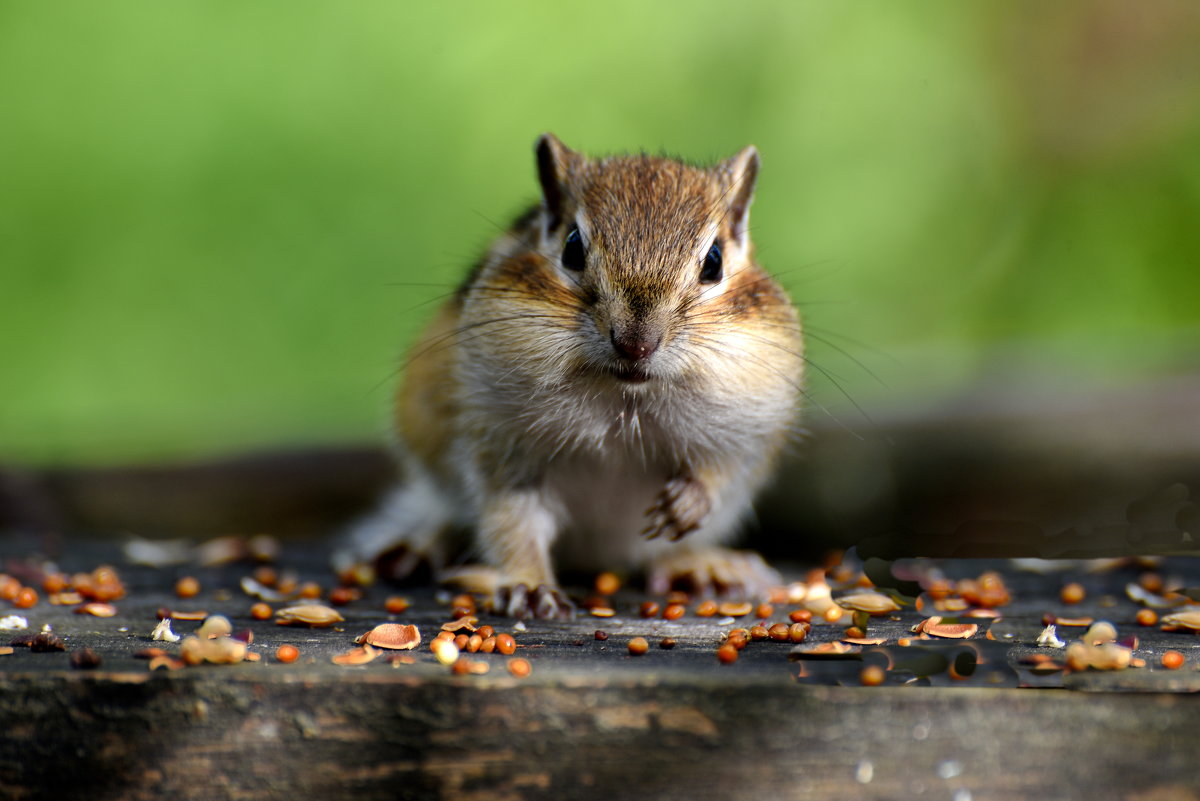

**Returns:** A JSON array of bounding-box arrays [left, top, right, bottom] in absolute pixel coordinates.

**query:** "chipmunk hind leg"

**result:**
[[333, 472, 454, 583]]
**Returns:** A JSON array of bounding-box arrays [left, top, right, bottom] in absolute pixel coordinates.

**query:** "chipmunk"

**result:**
[[341, 134, 803, 618]]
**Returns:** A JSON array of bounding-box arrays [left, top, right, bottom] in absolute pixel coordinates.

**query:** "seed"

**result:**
[[197, 615, 233, 639], [481, 636, 496, 653], [923, 622, 979, 639], [450, 656, 472, 675], [845, 626, 866, 640], [435, 630, 454, 642], [1082, 621, 1118, 646], [1136, 609, 1158, 627], [250, 602, 272, 621], [328, 586, 359, 606], [450, 594, 476, 614], [663, 603, 685, 621], [594, 572, 621, 596], [70, 648, 102, 670], [717, 602, 753, 617], [835, 592, 900, 615], [695, 600, 718, 617], [666, 591, 690, 605], [716, 644, 738, 664], [507, 658, 531, 678], [1160, 610, 1200, 631], [789, 609, 813, 624], [594, 629, 609, 641], [175, 577, 200, 599], [30, 632, 65, 652], [1060, 583, 1086, 605], [274, 604, 345, 627], [14, 587, 37, 609], [42, 574, 68, 594], [385, 596, 411, 614], [75, 602, 117, 617], [441, 616, 478, 633], [1139, 572, 1164, 593], [466, 634, 482, 653], [477, 625, 494, 639], [823, 606, 843, 623], [331, 646, 379, 666], [897, 638, 913, 646], [252, 566, 278, 587], [749, 625, 769, 641], [496, 633, 517, 655], [1161, 650, 1185, 670], [431, 638, 460, 666], [789, 623, 809, 643], [768, 623, 791, 642], [639, 601, 660, 618], [298, 582, 322, 600], [453, 634, 469, 650], [0, 576, 18, 602], [628, 637, 649, 655], [860, 664, 886, 686], [276, 574, 298, 595], [659, 637, 676, 650], [755, 603, 774, 619], [590, 607, 615, 618], [356, 623, 421, 650]]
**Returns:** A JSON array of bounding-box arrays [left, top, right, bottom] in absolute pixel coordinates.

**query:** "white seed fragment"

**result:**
[[431, 638, 459, 666], [0, 615, 29, 631], [152, 618, 181, 643], [1036, 624, 1065, 648]]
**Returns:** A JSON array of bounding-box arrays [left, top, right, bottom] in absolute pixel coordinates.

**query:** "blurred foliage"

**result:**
[[2, 0, 1199, 465]]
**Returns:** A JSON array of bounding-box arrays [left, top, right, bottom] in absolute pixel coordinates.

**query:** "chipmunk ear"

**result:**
[[536, 133, 576, 232], [722, 145, 760, 244]]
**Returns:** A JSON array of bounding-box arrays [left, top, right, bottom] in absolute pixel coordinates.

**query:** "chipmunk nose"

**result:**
[[610, 328, 661, 362]]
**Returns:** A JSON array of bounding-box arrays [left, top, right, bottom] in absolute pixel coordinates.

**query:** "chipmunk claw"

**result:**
[[493, 582, 575, 620], [643, 475, 710, 541]]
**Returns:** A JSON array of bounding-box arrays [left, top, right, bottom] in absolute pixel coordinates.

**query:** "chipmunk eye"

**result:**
[[699, 240, 723, 284], [562, 226, 586, 271]]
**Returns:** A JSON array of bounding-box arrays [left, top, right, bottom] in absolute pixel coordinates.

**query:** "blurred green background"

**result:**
[[2, 0, 1199, 466]]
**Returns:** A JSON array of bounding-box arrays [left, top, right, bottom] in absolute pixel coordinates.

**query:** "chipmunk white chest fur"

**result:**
[[344, 134, 803, 618]]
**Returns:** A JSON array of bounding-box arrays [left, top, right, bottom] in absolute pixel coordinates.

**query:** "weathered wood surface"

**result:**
[[2, 536, 1200, 801]]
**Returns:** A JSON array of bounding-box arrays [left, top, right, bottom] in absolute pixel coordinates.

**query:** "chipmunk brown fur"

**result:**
[[343, 134, 803, 618]]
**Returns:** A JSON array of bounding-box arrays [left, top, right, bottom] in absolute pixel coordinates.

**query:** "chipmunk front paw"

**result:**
[[493, 582, 575, 620], [642, 475, 710, 541]]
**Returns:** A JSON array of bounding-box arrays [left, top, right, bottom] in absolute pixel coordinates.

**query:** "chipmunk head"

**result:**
[[530, 134, 766, 386]]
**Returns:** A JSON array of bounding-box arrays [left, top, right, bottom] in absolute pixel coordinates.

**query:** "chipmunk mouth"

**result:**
[[610, 363, 653, 384]]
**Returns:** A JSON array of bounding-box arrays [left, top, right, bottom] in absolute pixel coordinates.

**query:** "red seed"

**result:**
[[250, 602, 272, 621], [496, 633, 516, 655], [860, 665, 886, 686], [385, 596, 411, 614], [507, 658, 531, 678], [275, 645, 300, 663], [594, 572, 621, 596], [659, 637, 676, 650], [768, 623, 791, 642], [749, 625, 769, 641], [13, 587, 38, 609], [1060, 583, 1086, 605], [695, 600, 718, 618], [627, 637, 649, 656], [663, 603, 685, 621], [1136, 609, 1158, 627], [1162, 651, 1185, 670], [298, 582, 322, 600], [716, 644, 739, 664], [175, 577, 200, 599], [594, 630, 609, 641], [639, 601, 660, 618]]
